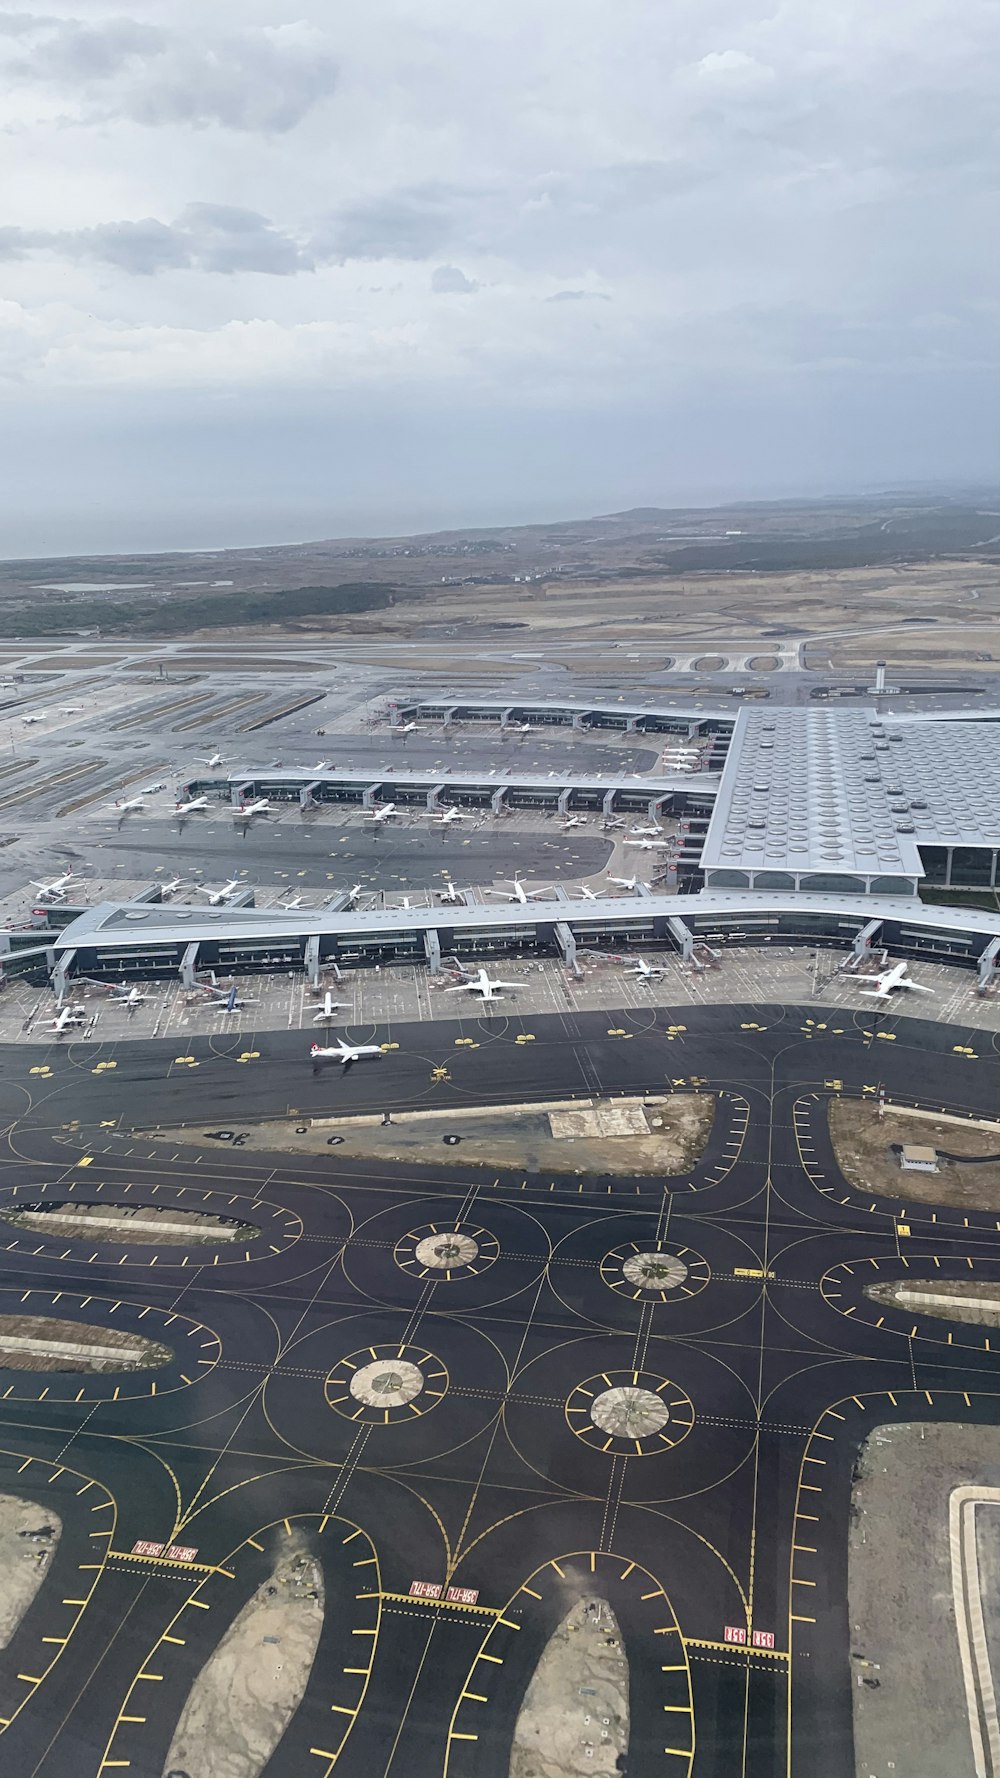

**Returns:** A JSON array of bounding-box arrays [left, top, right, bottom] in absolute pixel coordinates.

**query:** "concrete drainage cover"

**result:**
[[414, 1233, 479, 1269], [349, 1359, 424, 1409], [590, 1387, 670, 1439], [623, 1251, 687, 1290]]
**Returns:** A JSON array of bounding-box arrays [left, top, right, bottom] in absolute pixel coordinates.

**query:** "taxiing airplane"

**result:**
[[310, 1038, 384, 1070], [422, 806, 472, 825], [446, 967, 521, 1001], [174, 796, 209, 815], [629, 825, 663, 838], [855, 960, 935, 1000], [141, 781, 169, 794], [60, 705, 83, 714], [312, 990, 349, 1023], [111, 796, 144, 814], [46, 1004, 86, 1033], [194, 878, 242, 907], [201, 752, 225, 768], [437, 881, 468, 905], [621, 956, 667, 979], [31, 871, 81, 902], [624, 837, 672, 851], [363, 802, 397, 824], [392, 722, 422, 735], [606, 874, 644, 892], [21, 713, 44, 725], [484, 874, 553, 905]]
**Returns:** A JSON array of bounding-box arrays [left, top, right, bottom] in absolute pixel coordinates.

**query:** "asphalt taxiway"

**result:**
[[0, 1002, 999, 1774]]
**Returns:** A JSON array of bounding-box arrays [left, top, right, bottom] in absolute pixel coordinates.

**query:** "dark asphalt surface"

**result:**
[[0, 1000, 998, 1775]]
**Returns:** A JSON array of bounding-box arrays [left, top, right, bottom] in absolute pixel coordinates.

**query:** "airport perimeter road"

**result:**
[[0, 1005, 999, 1774]]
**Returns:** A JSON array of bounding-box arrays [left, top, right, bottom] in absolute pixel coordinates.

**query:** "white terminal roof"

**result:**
[[700, 707, 1000, 880]]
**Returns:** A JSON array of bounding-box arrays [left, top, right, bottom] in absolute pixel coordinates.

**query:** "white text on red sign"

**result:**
[[724, 1624, 748, 1644]]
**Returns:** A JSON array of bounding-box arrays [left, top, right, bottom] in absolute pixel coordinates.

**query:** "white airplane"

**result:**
[[446, 967, 521, 1001], [624, 837, 672, 851], [237, 797, 270, 818], [437, 881, 467, 905], [201, 752, 225, 768], [363, 803, 397, 824], [855, 960, 935, 1000], [311, 990, 349, 1023], [60, 704, 83, 714], [313, 760, 331, 772], [422, 806, 472, 825], [141, 780, 168, 794], [484, 874, 553, 905], [310, 1037, 384, 1069], [343, 883, 365, 906], [174, 796, 209, 815], [621, 956, 667, 979], [504, 720, 533, 733], [607, 874, 644, 892], [84, 979, 149, 1008], [194, 878, 242, 907], [629, 825, 663, 838], [576, 885, 603, 901], [111, 796, 144, 814], [196, 983, 260, 1011], [278, 891, 307, 910], [392, 722, 422, 735], [562, 814, 587, 829], [159, 875, 187, 897], [31, 871, 80, 902], [46, 1004, 86, 1033], [21, 713, 44, 725]]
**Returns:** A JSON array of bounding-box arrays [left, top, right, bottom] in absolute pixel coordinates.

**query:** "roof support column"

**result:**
[[852, 918, 883, 961], [978, 937, 1000, 991], [572, 713, 588, 730], [51, 947, 75, 999], [491, 786, 507, 814], [554, 921, 578, 971], [667, 915, 693, 961], [300, 780, 320, 809], [304, 934, 322, 990], [423, 927, 442, 975], [179, 942, 200, 989], [427, 783, 446, 810], [362, 783, 383, 809], [230, 780, 252, 807], [602, 788, 617, 816], [557, 787, 572, 814]]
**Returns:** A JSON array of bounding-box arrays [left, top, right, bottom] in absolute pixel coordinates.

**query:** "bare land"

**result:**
[[829, 1100, 1000, 1210], [0, 1493, 60, 1648], [3, 1203, 257, 1246], [867, 1281, 1000, 1329], [143, 1094, 715, 1177], [0, 1314, 170, 1373], [510, 1594, 628, 1778], [162, 1531, 324, 1778], [849, 1421, 1000, 1778]]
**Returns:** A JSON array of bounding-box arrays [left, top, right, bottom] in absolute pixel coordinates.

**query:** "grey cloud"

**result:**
[[313, 191, 458, 263], [0, 204, 315, 275], [431, 265, 477, 294], [0, 13, 337, 132], [546, 289, 611, 303]]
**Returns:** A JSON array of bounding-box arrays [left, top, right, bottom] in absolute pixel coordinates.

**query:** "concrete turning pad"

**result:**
[[510, 1593, 629, 1778], [414, 1232, 479, 1270], [349, 1358, 424, 1409], [566, 1369, 695, 1454], [623, 1250, 687, 1290], [590, 1386, 670, 1439], [326, 1342, 449, 1423]]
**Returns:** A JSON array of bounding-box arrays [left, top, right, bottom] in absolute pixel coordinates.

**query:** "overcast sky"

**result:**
[[0, 0, 997, 556]]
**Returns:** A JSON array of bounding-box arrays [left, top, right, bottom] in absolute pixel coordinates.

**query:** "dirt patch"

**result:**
[[746, 654, 780, 671], [0, 1315, 170, 1373], [691, 654, 726, 671], [867, 1281, 1000, 1328], [146, 1094, 715, 1177], [510, 1594, 628, 1778], [3, 1203, 258, 1247], [829, 1099, 1000, 1210], [849, 1421, 1000, 1778], [0, 1493, 60, 1648], [163, 1531, 324, 1778]]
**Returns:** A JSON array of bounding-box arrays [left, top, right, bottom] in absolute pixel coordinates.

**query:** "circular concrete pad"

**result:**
[[414, 1232, 479, 1269], [349, 1359, 424, 1409], [623, 1251, 687, 1290], [590, 1386, 670, 1439]]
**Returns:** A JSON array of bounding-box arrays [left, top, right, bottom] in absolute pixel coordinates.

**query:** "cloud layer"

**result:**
[[0, 0, 996, 550]]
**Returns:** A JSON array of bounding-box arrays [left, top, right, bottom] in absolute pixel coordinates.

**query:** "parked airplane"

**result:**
[[46, 1004, 86, 1033], [629, 825, 663, 838], [606, 874, 644, 892], [310, 1037, 384, 1070], [624, 837, 672, 851], [31, 871, 80, 902], [422, 806, 472, 825], [621, 957, 667, 979], [174, 796, 209, 815], [111, 796, 144, 814], [311, 990, 349, 1023], [855, 960, 935, 1000], [196, 983, 260, 1010], [60, 704, 83, 714], [21, 713, 44, 725], [202, 752, 225, 768], [562, 814, 587, 829], [446, 968, 521, 1001], [194, 878, 242, 907], [484, 874, 553, 905], [278, 891, 307, 909], [343, 883, 365, 906], [83, 979, 149, 1007], [576, 885, 603, 901], [159, 875, 187, 897], [238, 797, 270, 818], [363, 802, 397, 824], [437, 881, 468, 905]]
